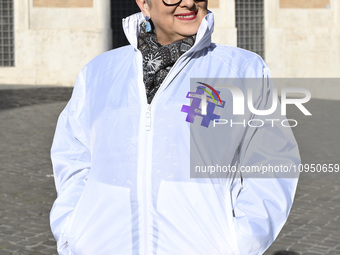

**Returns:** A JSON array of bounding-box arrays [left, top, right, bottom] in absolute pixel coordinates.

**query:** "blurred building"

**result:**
[[0, 0, 339, 98], [0, 0, 111, 86]]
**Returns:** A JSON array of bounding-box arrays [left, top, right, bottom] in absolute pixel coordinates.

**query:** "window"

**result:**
[[235, 0, 265, 59], [0, 0, 14, 66], [111, 1, 140, 48]]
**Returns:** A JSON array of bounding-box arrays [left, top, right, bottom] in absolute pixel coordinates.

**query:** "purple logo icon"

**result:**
[[181, 82, 225, 128]]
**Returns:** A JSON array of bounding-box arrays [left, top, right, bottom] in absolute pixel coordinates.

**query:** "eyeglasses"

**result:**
[[162, 0, 206, 7]]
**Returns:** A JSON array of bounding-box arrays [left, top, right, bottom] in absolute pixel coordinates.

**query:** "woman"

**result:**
[[50, 0, 300, 254]]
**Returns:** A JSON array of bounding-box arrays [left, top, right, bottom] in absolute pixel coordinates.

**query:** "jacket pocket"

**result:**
[[156, 181, 239, 255], [50, 172, 90, 254], [66, 182, 133, 255]]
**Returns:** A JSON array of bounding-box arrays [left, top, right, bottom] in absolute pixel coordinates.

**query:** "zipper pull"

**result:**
[[145, 105, 152, 131]]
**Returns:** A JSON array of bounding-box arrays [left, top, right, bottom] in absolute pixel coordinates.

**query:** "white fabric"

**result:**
[[50, 11, 300, 255]]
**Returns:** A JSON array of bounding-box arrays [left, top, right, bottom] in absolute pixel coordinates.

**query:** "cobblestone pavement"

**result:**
[[0, 86, 339, 255], [0, 86, 72, 255]]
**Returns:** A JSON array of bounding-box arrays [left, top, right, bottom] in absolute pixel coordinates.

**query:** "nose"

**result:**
[[179, 0, 195, 8]]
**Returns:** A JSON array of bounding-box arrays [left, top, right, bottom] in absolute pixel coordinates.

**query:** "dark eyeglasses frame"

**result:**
[[162, 0, 206, 7]]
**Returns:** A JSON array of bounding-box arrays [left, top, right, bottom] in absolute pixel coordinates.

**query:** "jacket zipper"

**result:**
[[145, 105, 152, 131], [144, 103, 152, 255], [138, 47, 194, 255], [136, 49, 153, 255]]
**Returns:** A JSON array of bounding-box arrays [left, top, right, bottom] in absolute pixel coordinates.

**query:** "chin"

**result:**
[[180, 29, 200, 37]]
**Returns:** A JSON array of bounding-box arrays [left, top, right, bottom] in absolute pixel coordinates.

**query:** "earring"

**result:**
[[145, 16, 152, 32]]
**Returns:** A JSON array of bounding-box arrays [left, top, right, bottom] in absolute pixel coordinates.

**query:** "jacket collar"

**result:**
[[122, 11, 214, 53]]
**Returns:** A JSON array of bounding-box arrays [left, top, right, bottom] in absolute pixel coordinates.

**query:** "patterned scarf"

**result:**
[[137, 22, 196, 103]]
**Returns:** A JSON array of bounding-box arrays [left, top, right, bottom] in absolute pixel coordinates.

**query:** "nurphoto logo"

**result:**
[[181, 82, 226, 128], [181, 80, 312, 128]]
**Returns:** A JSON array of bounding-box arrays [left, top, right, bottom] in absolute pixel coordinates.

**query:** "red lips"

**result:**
[[174, 11, 198, 20]]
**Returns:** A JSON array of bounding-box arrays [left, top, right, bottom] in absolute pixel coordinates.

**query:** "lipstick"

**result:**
[[174, 11, 198, 21]]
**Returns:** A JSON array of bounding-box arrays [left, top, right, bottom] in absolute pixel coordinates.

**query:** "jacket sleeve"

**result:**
[[231, 57, 300, 255], [50, 67, 91, 254]]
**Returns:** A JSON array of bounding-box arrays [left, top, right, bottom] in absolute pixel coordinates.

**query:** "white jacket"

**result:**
[[50, 12, 300, 255]]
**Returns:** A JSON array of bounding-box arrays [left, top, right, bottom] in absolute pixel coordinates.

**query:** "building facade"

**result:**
[[0, 0, 339, 98], [0, 0, 111, 86]]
